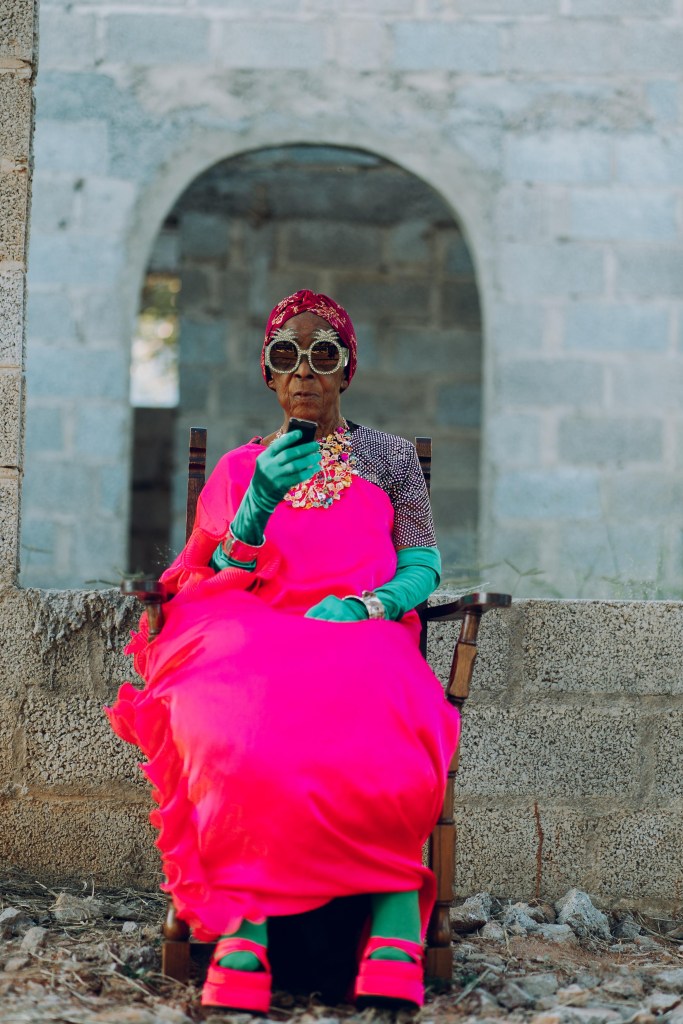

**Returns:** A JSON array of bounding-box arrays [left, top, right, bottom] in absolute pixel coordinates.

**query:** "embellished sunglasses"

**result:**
[[265, 327, 350, 376]]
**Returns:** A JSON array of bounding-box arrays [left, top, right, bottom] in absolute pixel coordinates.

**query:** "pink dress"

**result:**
[[106, 437, 461, 941]]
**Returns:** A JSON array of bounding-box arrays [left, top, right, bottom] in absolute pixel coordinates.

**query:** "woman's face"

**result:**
[[266, 311, 349, 426]]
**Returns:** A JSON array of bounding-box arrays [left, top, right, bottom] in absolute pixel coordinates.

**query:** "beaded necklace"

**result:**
[[275, 420, 358, 509]]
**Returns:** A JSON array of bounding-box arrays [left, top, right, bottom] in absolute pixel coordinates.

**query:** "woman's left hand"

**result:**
[[305, 596, 368, 622]]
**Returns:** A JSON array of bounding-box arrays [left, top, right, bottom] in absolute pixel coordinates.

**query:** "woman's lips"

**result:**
[[292, 391, 320, 400]]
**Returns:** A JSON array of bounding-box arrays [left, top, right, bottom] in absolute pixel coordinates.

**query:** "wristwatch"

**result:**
[[359, 590, 386, 620]]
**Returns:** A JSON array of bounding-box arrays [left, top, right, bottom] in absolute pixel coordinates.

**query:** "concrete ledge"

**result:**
[[0, 587, 681, 907]]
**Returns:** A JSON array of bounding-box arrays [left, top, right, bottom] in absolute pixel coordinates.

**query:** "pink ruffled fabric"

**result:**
[[106, 442, 461, 940]]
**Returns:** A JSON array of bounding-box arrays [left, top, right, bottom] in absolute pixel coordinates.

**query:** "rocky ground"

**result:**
[[1, 879, 682, 1024]]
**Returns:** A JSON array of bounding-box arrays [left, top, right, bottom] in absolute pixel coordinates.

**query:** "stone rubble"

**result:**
[[0, 882, 681, 1024]]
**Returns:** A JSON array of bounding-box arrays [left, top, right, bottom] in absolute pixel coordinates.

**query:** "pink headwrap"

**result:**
[[261, 290, 358, 384]]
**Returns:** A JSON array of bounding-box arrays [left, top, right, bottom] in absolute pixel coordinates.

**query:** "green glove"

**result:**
[[210, 431, 320, 572], [305, 546, 441, 622], [231, 430, 320, 546]]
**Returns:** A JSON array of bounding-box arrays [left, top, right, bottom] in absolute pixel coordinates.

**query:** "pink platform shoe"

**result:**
[[201, 937, 272, 1012], [354, 936, 425, 1007]]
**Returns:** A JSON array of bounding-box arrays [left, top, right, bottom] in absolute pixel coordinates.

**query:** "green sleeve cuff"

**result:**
[[396, 545, 442, 585]]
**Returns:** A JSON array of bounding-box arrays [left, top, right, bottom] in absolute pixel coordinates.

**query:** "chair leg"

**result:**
[[161, 898, 191, 982], [426, 757, 457, 981]]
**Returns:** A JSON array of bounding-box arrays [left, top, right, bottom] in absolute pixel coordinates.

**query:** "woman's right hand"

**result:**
[[251, 431, 321, 513]]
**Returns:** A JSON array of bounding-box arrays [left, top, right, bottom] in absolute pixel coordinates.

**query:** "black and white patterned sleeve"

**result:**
[[390, 441, 437, 549]]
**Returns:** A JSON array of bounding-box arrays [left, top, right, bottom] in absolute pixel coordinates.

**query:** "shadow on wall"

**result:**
[[129, 145, 483, 580]]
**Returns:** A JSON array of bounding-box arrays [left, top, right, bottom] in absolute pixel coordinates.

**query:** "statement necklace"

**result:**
[[276, 420, 358, 509]]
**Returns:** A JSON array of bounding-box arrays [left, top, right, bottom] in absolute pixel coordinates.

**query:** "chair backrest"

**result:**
[[184, 428, 433, 541]]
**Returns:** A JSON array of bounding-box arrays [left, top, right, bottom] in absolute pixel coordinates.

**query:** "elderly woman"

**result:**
[[107, 290, 461, 1012]]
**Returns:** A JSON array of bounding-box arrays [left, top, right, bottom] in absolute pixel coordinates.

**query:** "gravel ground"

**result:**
[[1, 879, 682, 1024]]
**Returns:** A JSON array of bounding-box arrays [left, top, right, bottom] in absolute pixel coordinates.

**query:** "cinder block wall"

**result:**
[[1, 590, 681, 912], [20, 1, 683, 600]]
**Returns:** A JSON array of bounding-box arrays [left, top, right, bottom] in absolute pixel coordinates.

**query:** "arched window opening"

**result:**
[[128, 145, 483, 585]]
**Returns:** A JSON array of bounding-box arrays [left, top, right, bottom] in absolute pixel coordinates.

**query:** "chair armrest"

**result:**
[[120, 578, 170, 640], [422, 591, 511, 623]]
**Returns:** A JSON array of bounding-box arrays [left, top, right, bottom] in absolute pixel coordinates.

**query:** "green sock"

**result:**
[[217, 918, 268, 971], [369, 891, 421, 963]]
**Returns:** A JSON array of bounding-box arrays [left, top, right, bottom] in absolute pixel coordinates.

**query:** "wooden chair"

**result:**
[[122, 427, 510, 989]]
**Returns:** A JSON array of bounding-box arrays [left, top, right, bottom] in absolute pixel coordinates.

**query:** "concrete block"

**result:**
[[489, 303, 544, 353], [504, 134, 611, 185], [19, 517, 57, 577], [459, 704, 640, 799], [606, 472, 683, 523], [23, 691, 143, 789], [495, 358, 604, 407], [26, 288, 77, 343], [521, 600, 683, 695], [499, 244, 604, 299], [0, 76, 32, 162], [485, 526, 543, 582], [558, 416, 662, 465], [441, 281, 481, 328], [437, 528, 478, 574], [593, 812, 683, 901], [454, 805, 592, 901], [0, 170, 29, 263], [616, 24, 683, 75], [81, 289, 127, 344], [431, 437, 480, 488], [179, 362, 211, 412], [180, 212, 231, 261], [569, 0, 673, 12], [97, 464, 128, 520], [616, 135, 683, 186], [27, 346, 127, 400], [0, 271, 23, 366], [655, 715, 683, 800], [72, 519, 128, 587], [215, 20, 328, 69], [0, 371, 21, 467], [646, 81, 679, 124], [30, 176, 76, 234], [334, 18, 388, 70], [308, 0, 413, 9], [285, 222, 382, 270], [488, 413, 541, 467], [564, 303, 669, 354], [0, 0, 36, 61], [496, 187, 555, 243], [80, 177, 137, 236], [617, 248, 683, 299], [75, 402, 128, 462], [105, 14, 210, 65], [0, 797, 159, 888], [557, 523, 662, 590], [436, 384, 481, 428], [342, 375, 430, 430], [24, 460, 96, 516], [609, 360, 683, 411], [393, 328, 481, 378], [33, 120, 109, 175], [37, 10, 97, 69], [148, 228, 179, 274], [569, 190, 677, 242], [179, 319, 228, 367], [431, 486, 478, 529], [391, 21, 500, 73], [427, 602, 513, 694], [0, 474, 19, 585], [494, 470, 601, 521], [29, 233, 123, 287], [332, 277, 431, 321], [24, 405, 65, 454], [386, 220, 432, 266], [504, 23, 616, 75], [443, 0, 556, 10]]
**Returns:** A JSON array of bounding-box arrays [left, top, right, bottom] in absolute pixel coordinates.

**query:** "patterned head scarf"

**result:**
[[261, 290, 358, 384]]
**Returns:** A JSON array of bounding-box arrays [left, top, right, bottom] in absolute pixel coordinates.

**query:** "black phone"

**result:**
[[287, 418, 318, 444]]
